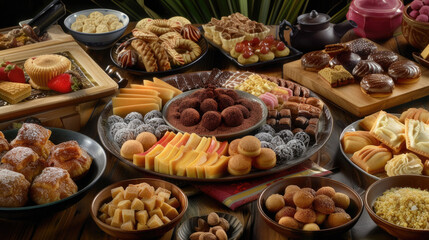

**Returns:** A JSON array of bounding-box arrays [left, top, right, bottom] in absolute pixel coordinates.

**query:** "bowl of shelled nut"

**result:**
[[90, 178, 187, 239], [176, 211, 244, 240]]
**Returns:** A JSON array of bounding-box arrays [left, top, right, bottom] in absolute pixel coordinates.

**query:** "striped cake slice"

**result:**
[[0, 81, 31, 104]]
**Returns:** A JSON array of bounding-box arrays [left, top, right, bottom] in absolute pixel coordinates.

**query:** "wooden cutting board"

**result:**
[[283, 43, 429, 117], [0, 25, 74, 55], [0, 41, 118, 122]]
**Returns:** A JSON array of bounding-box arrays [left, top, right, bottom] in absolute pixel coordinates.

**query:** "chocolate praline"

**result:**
[[217, 94, 234, 111], [367, 51, 399, 71], [360, 74, 394, 95], [301, 51, 330, 71], [201, 111, 222, 130], [180, 108, 200, 126], [330, 51, 361, 73], [234, 104, 250, 118], [221, 106, 244, 127], [352, 60, 383, 79], [178, 97, 200, 112], [200, 98, 218, 113], [348, 38, 377, 60]]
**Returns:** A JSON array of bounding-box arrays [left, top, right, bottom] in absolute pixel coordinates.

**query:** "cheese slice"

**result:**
[[185, 151, 208, 178], [205, 156, 230, 179], [171, 150, 199, 176], [112, 96, 162, 108], [421, 44, 429, 60], [196, 152, 218, 178]]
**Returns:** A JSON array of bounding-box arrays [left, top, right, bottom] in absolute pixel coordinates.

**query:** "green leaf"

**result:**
[[258, 0, 271, 23], [160, 0, 189, 18], [136, 0, 162, 19], [111, 0, 146, 20], [274, 0, 293, 24], [288, 0, 306, 23], [330, 2, 351, 23], [195, 0, 213, 22], [181, 0, 204, 23], [238, 0, 248, 16], [217, 0, 231, 17], [207, 0, 219, 19], [267, 0, 282, 25]]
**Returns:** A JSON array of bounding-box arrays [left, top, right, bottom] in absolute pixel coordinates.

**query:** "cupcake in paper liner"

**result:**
[[244, 22, 270, 40], [24, 54, 71, 90], [220, 29, 245, 52], [212, 25, 224, 45], [202, 23, 214, 39]]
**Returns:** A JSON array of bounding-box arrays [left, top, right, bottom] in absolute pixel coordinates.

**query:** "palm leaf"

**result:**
[[267, 0, 283, 25], [258, 0, 271, 23], [330, 2, 351, 23], [111, 0, 145, 20], [238, 0, 248, 16], [136, 0, 161, 19], [194, 0, 213, 22]]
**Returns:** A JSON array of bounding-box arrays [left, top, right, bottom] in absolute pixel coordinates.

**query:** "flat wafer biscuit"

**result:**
[[0, 81, 31, 104], [405, 119, 429, 158], [370, 110, 405, 153]]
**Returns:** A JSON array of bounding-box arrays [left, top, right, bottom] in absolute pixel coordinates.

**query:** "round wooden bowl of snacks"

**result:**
[[0, 127, 106, 220], [257, 176, 363, 239], [365, 175, 429, 240], [90, 178, 188, 239]]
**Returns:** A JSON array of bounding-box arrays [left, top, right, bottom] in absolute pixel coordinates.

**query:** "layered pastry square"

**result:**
[[318, 65, 354, 87], [0, 81, 31, 104], [404, 119, 429, 158], [370, 111, 405, 153]]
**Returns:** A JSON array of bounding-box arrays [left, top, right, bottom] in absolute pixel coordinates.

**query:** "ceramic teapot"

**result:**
[[279, 10, 357, 52]]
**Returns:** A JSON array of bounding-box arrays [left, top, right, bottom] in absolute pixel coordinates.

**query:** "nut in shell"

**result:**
[[215, 229, 228, 240], [207, 212, 220, 226], [218, 217, 230, 231], [199, 232, 217, 240], [195, 218, 210, 232], [209, 225, 223, 235], [190, 232, 204, 240]]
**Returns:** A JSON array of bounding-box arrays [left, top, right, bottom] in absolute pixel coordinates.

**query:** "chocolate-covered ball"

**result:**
[[236, 98, 252, 110], [217, 94, 234, 111], [180, 108, 200, 126], [178, 98, 200, 112], [200, 98, 218, 113], [221, 106, 244, 127], [234, 104, 250, 118], [201, 111, 222, 130], [225, 89, 239, 100]]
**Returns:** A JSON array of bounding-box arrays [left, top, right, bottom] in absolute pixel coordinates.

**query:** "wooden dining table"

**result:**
[[0, 23, 427, 240]]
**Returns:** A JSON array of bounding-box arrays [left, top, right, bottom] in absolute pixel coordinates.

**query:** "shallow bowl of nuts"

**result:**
[[257, 176, 363, 239], [176, 212, 243, 240]]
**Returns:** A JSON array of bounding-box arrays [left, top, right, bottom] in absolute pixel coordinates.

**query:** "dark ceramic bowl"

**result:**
[[257, 176, 363, 239], [90, 178, 188, 239], [365, 175, 429, 240], [0, 128, 107, 219], [412, 52, 429, 69], [176, 212, 243, 240]]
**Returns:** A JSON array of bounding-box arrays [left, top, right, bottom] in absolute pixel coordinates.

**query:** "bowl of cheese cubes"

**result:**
[[90, 178, 188, 239], [64, 8, 129, 49]]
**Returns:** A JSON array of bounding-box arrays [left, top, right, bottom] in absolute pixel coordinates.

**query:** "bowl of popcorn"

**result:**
[[402, 1, 429, 50], [90, 178, 188, 239], [64, 8, 129, 49]]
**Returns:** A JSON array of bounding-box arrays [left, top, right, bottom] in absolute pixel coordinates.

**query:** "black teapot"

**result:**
[[279, 10, 357, 52]]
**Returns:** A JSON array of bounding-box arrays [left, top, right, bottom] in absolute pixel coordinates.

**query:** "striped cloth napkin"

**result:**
[[193, 160, 332, 210]]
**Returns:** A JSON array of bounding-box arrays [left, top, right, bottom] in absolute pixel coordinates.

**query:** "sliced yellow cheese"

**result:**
[[153, 132, 182, 172], [186, 151, 208, 178], [185, 133, 202, 149], [170, 150, 199, 176], [145, 145, 165, 170], [205, 156, 230, 179], [130, 84, 175, 105], [158, 145, 181, 174], [120, 88, 159, 96], [196, 152, 218, 178], [421, 44, 429, 60], [177, 151, 205, 177], [113, 103, 160, 118], [195, 137, 211, 152], [112, 97, 162, 109], [144, 79, 182, 97], [174, 132, 190, 147]]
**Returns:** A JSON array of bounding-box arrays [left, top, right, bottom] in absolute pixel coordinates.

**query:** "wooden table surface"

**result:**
[[0, 24, 428, 240]]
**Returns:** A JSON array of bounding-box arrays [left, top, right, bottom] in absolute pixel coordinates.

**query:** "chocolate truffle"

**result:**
[[225, 89, 239, 100], [330, 51, 361, 73], [135, 124, 156, 135], [294, 132, 310, 147], [200, 98, 218, 113], [180, 108, 200, 126], [260, 141, 275, 150], [236, 98, 253, 111], [201, 111, 222, 130], [221, 106, 244, 127], [234, 104, 250, 119], [274, 145, 294, 162], [124, 112, 143, 123], [286, 139, 306, 158], [110, 122, 127, 137], [258, 124, 276, 136], [178, 98, 200, 112], [144, 110, 162, 123], [277, 129, 294, 143], [271, 135, 285, 147], [255, 132, 273, 142], [127, 119, 143, 129], [114, 128, 135, 147], [107, 115, 124, 126], [147, 117, 166, 128], [217, 94, 234, 111]]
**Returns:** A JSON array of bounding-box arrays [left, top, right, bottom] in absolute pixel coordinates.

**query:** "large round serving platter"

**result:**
[[110, 32, 208, 76], [98, 71, 333, 182], [0, 128, 107, 219], [339, 114, 402, 181], [162, 88, 268, 140]]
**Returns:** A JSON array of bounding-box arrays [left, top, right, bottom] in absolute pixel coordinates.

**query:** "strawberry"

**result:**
[[5, 64, 25, 83], [0, 67, 8, 81], [47, 73, 81, 93]]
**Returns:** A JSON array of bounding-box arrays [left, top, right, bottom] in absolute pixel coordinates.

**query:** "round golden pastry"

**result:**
[[228, 138, 241, 156], [313, 195, 335, 214], [135, 18, 153, 30], [227, 154, 252, 176], [30, 167, 78, 205], [24, 54, 71, 89], [285, 185, 301, 194], [169, 16, 191, 27], [283, 191, 296, 207], [120, 140, 144, 160], [256, 51, 275, 62], [278, 216, 299, 229], [145, 19, 181, 36], [316, 186, 336, 198], [46, 140, 92, 180], [148, 41, 171, 71], [301, 187, 316, 196], [265, 193, 285, 212], [274, 47, 290, 57], [325, 212, 351, 228], [294, 208, 317, 224], [0, 169, 30, 207], [302, 223, 320, 231], [275, 206, 296, 222], [136, 132, 157, 151], [0, 146, 45, 182], [237, 54, 259, 65], [167, 38, 201, 64], [238, 136, 261, 157], [332, 192, 350, 209], [252, 148, 276, 169], [293, 189, 314, 208]]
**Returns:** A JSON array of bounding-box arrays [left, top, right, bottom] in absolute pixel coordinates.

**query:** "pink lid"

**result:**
[[351, 0, 403, 17]]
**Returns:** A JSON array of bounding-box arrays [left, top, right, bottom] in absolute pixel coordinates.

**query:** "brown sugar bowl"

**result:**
[[257, 176, 363, 239], [90, 178, 188, 239]]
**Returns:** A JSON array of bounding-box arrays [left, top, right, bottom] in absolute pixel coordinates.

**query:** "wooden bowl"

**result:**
[[257, 176, 363, 239], [365, 175, 429, 240], [402, 4, 429, 50], [90, 178, 188, 239]]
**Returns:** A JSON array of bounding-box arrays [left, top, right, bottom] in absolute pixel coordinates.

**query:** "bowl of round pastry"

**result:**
[[0, 123, 106, 219], [90, 178, 188, 239], [64, 8, 129, 49], [365, 175, 429, 240], [257, 176, 363, 239]]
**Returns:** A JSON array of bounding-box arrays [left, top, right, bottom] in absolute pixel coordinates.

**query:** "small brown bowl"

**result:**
[[412, 52, 429, 69], [365, 175, 429, 240], [90, 178, 188, 239], [257, 176, 363, 239], [402, 4, 429, 50]]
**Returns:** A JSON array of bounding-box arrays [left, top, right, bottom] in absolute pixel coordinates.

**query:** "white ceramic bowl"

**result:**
[[64, 8, 129, 50]]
